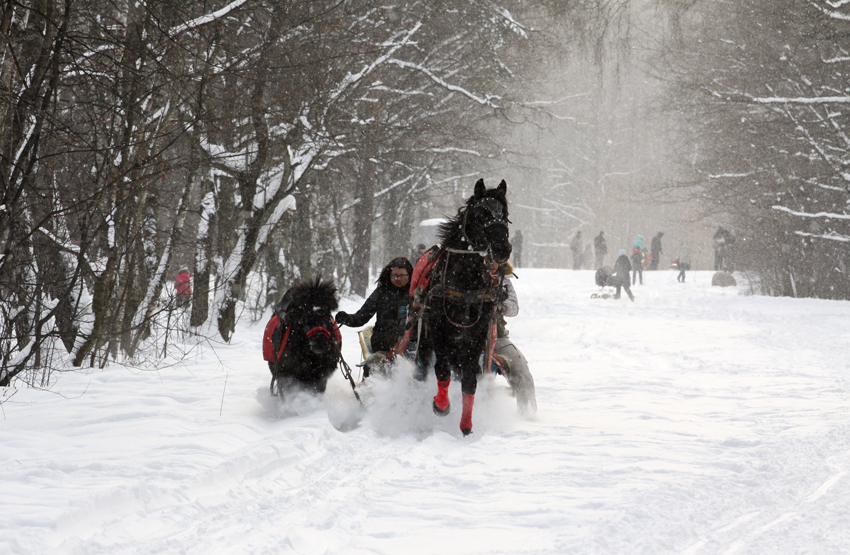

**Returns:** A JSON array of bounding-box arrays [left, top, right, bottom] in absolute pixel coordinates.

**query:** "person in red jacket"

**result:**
[[175, 268, 192, 307]]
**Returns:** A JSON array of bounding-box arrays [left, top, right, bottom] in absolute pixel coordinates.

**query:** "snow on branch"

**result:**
[[752, 95, 850, 104], [170, 0, 249, 35], [387, 59, 500, 109], [772, 205, 850, 220], [794, 230, 850, 242], [374, 173, 415, 199], [809, 0, 850, 21], [327, 22, 423, 108], [257, 194, 296, 246], [426, 146, 481, 156], [708, 172, 757, 179], [494, 7, 528, 38]]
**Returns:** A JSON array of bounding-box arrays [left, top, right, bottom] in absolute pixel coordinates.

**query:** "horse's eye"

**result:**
[[478, 199, 504, 218]]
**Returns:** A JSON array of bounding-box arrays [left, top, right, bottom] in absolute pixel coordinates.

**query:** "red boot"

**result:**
[[460, 394, 475, 436], [432, 379, 451, 415]]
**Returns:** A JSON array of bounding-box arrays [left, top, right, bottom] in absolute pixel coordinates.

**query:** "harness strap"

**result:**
[[435, 285, 495, 304], [484, 316, 497, 375], [306, 326, 331, 340], [444, 246, 488, 256], [277, 323, 292, 361]]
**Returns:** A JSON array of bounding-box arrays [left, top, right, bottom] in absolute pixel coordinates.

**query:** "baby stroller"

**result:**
[[591, 266, 615, 299]]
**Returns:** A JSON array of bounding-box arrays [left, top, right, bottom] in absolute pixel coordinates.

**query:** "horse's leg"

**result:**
[[414, 331, 432, 382], [432, 351, 451, 415], [458, 348, 479, 436], [457, 322, 490, 435]]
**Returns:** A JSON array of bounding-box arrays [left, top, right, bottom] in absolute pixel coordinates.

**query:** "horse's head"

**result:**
[[286, 277, 340, 360], [463, 179, 512, 263]]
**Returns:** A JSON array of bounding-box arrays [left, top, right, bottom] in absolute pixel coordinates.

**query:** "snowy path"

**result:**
[[2, 269, 850, 554]]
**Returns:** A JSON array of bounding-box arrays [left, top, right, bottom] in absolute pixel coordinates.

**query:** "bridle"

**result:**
[[453, 197, 510, 258]]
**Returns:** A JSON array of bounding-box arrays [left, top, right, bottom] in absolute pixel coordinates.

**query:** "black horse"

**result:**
[[417, 179, 512, 435], [268, 277, 341, 398]]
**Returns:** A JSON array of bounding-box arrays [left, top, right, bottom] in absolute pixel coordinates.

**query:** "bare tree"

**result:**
[[661, 0, 850, 297]]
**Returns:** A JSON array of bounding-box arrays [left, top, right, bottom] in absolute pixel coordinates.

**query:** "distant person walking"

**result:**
[[512, 229, 524, 267], [612, 250, 635, 301], [713, 227, 735, 272], [411, 243, 428, 264], [570, 231, 583, 270], [594, 231, 607, 269], [650, 232, 664, 271], [582, 244, 593, 270], [631, 234, 646, 285], [678, 241, 692, 283]]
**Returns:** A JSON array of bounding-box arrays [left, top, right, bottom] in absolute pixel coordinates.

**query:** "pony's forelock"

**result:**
[[288, 276, 339, 315]]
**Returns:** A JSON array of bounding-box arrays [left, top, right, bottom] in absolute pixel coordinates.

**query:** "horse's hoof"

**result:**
[[461, 428, 472, 436], [432, 399, 451, 416]]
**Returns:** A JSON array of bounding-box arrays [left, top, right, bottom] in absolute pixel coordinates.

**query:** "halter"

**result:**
[[459, 197, 510, 257]]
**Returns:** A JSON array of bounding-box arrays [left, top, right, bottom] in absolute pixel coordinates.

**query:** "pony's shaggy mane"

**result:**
[[287, 276, 338, 316]]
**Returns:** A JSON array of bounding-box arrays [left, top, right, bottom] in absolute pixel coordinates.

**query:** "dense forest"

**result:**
[[2, 0, 849, 386]]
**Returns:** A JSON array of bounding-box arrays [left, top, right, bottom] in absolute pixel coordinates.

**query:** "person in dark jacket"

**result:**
[[612, 249, 635, 301], [570, 231, 583, 270], [649, 232, 663, 271], [335, 257, 413, 353], [593, 231, 607, 268]]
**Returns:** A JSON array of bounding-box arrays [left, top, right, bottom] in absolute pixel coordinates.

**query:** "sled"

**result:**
[[355, 325, 395, 380], [358, 326, 374, 359]]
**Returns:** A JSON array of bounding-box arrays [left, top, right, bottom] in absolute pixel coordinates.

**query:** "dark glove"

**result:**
[[335, 311, 349, 326], [493, 286, 508, 304]]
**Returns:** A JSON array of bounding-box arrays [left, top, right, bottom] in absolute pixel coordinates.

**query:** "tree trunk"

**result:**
[[351, 157, 376, 296]]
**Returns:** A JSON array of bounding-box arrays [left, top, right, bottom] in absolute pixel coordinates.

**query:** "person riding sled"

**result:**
[[335, 257, 413, 378], [486, 260, 537, 415]]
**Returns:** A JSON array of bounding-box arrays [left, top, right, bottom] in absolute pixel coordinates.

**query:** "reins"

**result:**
[[331, 340, 363, 405], [426, 198, 509, 328], [437, 249, 493, 328]]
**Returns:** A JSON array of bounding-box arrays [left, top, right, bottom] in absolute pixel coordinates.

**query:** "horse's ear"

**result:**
[[496, 179, 507, 198], [474, 178, 486, 198]]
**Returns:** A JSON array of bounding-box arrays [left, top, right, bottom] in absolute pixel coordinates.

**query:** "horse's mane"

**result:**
[[438, 180, 509, 246], [287, 276, 338, 317]]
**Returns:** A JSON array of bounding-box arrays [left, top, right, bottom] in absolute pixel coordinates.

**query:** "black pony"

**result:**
[[418, 179, 511, 435], [268, 277, 341, 398]]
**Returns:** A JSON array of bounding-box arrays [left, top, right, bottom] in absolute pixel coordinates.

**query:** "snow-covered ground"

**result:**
[[3, 268, 850, 555]]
